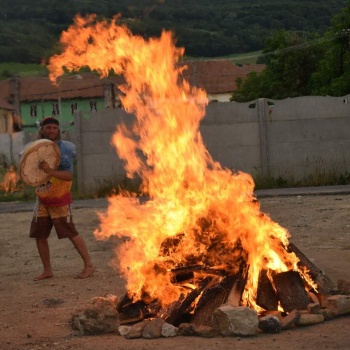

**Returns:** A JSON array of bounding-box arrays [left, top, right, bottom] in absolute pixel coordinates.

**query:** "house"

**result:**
[[0, 61, 265, 132], [0, 97, 17, 133], [0, 73, 125, 132], [180, 60, 266, 102]]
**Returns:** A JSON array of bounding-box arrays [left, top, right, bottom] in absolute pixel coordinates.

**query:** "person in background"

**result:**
[[30, 116, 95, 281]]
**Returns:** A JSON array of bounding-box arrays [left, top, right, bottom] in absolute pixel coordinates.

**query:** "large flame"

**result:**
[[48, 15, 313, 310]]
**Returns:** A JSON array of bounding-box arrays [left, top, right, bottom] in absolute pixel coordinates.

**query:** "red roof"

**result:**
[[0, 61, 266, 105], [0, 97, 14, 110], [180, 60, 265, 94]]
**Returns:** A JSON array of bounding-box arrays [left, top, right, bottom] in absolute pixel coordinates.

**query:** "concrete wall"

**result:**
[[74, 95, 350, 194], [2, 95, 350, 193]]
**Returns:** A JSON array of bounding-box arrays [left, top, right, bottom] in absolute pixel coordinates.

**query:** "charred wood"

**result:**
[[170, 265, 228, 284], [117, 294, 161, 325], [190, 275, 237, 327], [226, 263, 249, 306], [158, 276, 213, 326], [287, 243, 334, 294], [273, 271, 310, 313], [256, 270, 279, 311]]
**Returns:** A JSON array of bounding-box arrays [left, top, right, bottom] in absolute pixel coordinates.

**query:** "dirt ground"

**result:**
[[1, 193, 350, 350]]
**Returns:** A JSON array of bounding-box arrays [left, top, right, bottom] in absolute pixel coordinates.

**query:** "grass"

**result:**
[[0, 63, 48, 79], [224, 50, 263, 65], [0, 51, 263, 80], [254, 169, 350, 190], [1, 167, 350, 203]]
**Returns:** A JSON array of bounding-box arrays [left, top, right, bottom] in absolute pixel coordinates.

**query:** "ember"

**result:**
[[49, 15, 348, 337]]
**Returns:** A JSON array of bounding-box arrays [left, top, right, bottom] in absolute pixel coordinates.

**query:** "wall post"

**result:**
[[257, 98, 269, 178]]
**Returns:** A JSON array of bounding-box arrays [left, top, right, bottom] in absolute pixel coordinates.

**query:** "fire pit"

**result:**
[[48, 15, 350, 338]]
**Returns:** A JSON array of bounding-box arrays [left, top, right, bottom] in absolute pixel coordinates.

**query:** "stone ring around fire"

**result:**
[[19, 139, 61, 187]]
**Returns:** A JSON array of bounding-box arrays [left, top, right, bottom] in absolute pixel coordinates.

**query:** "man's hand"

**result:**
[[39, 160, 52, 175]]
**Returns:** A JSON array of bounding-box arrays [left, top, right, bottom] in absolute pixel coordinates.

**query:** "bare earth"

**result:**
[[1, 193, 350, 350]]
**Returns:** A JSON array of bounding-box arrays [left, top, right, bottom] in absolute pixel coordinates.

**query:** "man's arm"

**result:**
[[39, 161, 73, 181]]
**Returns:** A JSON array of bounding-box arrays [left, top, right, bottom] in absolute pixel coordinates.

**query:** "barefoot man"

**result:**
[[29, 116, 95, 281]]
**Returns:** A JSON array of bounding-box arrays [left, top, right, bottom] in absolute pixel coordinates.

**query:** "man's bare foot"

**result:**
[[33, 272, 53, 281], [74, 266, 95, 279]]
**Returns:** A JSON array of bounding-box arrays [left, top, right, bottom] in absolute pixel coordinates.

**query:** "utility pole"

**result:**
[[341, 28, 350, 49]]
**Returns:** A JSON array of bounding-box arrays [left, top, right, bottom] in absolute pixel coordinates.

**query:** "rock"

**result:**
[[117, 325, 131, 336], [142, 318, 165, 339], [125, 320, 150, 339], [326, 295, 350, 316], [258, 315, 282, 334], [72, 294, 119, 335], [297, 313, 324, 325], [178, 323, 196, 336], [161, 323, 178, 337], [212, 305, 258, 336]]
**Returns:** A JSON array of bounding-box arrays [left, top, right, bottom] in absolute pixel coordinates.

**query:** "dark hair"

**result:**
[[40, 116, 59, 127], [38, 116, 61, 140]]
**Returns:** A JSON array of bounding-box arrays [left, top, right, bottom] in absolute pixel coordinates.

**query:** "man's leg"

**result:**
[[69, 234, 95, 279], [34, 237, 54, 281]]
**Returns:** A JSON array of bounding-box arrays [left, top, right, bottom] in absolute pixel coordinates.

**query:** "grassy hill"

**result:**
[[0, 0, 346, 63]]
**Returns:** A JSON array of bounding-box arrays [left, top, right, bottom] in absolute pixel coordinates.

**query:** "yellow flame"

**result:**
[[48, 14, 315, 309]]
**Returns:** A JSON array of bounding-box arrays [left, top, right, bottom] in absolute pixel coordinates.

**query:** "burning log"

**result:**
[[157, 276, 213, 326], [190, 274, 237, 327], [170, 265, 227, 284], [226, 263, 249, 306], [287, 243, 334, 294], [256, 270, 279, 311], [273, 271, 310, 312], [117, 294, 161, 325]]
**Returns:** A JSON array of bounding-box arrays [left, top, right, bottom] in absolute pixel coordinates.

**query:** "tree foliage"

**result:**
[[232, 1, 350, 101], [310, 4, 350, 95], [0, 0, 345, 63]]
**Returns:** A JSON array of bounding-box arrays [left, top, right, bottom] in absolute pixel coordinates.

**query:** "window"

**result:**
[[30, 104, 37, 117]]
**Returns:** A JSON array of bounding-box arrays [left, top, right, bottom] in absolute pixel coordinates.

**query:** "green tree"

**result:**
[[310, 2, 350, 96], [232, 30, 325, 101]]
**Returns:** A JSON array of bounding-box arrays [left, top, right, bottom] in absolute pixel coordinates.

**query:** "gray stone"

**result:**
[[125, 320, 150, 339], [327, 295, 350, 316], [258, 315, 282, 334], [178, 323, 196, 336], [142, 318, 165, 339], [161, 323, 178, 337], [117, 325, 131, 336], [72, 294, 119, 335], [212, 305, 258, 336]]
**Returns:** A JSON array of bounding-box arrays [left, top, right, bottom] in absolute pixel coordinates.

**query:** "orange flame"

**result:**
[[0, 166, 20, 194], [48, 15, 314, 310]]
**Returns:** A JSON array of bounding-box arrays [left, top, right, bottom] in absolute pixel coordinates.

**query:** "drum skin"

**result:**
[[19, 139, 61, 187]]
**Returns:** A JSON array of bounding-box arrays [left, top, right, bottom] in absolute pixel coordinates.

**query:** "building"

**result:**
[[0, 61, 266, 132]]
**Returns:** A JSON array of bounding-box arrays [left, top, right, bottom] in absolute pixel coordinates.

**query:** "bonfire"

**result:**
[[47, 16, 343, 334]]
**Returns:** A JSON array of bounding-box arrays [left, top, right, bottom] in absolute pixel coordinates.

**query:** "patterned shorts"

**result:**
[[29, 204, 78, 239]]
